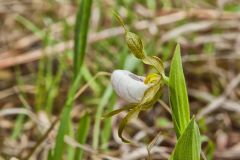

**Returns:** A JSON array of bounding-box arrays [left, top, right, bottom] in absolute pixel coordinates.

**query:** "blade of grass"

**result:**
[[67, 119, 75, 160], [82, 65, 101, 96], [16, 15, 44, 38], [11, 114, 25, 139], [74, 0, 93, 76], [35, 56, 46, 111], [52, 0, 92, 158], [18, 18, 54, 112], [52, 74, 82, 160], [45, 58, 64, 114], [93, 85, 113, 149], [11, 68, 28, 139], [100, 94, 116, 150], [44, 31, 56, 112], [169, 44, 190, 137], [74, 112, 91, 160]]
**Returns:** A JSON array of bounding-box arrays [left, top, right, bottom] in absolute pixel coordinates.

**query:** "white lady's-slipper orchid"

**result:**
[[111, 70, 150, 103], [103, 13, 167, 143]]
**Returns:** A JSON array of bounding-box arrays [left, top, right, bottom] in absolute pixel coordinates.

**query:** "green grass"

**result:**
[[11, 69, 26, 139], [93, 85, 113, 149], [52, 72, 82, 160], [17, 15, 58, 113], [74, 112, 91, 160], [11, 114, 25, 139], [74, 0, 93, 76], [52, 0, 92, 159]]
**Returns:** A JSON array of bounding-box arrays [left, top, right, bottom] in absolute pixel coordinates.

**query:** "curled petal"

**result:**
[[118, 107, 141, 143], [111, 70, 150, 103], [102, 104, 137, 119]]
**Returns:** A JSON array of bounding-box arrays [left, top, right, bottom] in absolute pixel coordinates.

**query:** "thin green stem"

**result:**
[[162, 73, 169, 85], [93, 85, 113, 149]]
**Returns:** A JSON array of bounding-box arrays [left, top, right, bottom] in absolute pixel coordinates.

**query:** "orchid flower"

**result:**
[[103, 13, 168, 143], [111, 70, 150, 103]]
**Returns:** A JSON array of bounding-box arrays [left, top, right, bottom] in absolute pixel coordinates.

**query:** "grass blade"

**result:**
[[169, 44, 190, 137], [74, 0, 93, 75], [74, 112, 91, 160], [93, 85, 113, 149], [16, 15, 44, 38], [100, 95, 116, 150], [11, 114, 25, 139], [67, 119, 75, 160], [82, 65, 101, 96], [52, 74, 82, 160], [52, 0, 92, 158]]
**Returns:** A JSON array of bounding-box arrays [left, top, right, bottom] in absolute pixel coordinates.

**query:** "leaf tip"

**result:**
[[174, 44, 181, 58]]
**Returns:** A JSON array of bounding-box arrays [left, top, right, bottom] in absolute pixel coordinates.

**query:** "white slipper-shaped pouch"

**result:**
[[111, 70, 150, 103]]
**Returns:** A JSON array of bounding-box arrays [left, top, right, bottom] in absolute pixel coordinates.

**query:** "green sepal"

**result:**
[[118, 107, 141, 143], [125, 32, 145, 59], [140, 79, 163, 107], [142, 56, 164, 74], [102, 104, 137, 119]]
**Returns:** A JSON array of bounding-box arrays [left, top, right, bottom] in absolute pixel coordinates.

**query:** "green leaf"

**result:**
[[171, 118, 201, 160], [52, 72, 82, 160], [67, 119, 75, 160], [11, 114, 25, 139], [52, 101, 71, 160], [169, 44, 190, 137]]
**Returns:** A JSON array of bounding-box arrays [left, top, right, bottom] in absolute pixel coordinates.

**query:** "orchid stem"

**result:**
[[162, 74, 169, 86]]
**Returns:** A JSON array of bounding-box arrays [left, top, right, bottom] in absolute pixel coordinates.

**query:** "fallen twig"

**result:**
[[22, 118, 59, 160], [197, 74, 240, 119]]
